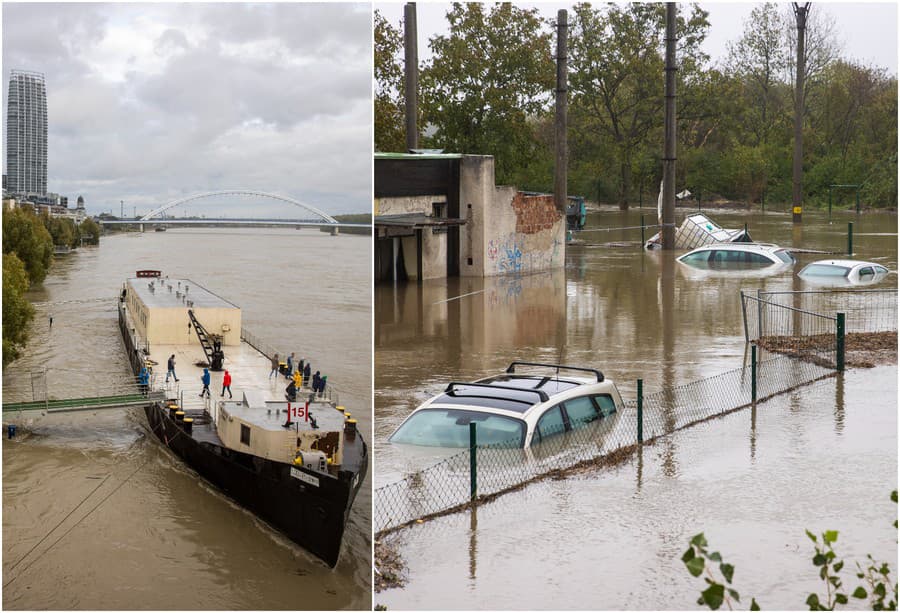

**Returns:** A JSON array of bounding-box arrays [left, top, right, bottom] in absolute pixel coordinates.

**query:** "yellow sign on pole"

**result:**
[[793, 206, 802, 215]]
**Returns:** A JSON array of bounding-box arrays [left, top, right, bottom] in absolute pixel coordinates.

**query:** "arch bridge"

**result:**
[[139, 190, 340, 224]]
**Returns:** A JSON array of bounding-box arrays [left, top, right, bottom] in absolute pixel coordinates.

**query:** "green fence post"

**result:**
[[469, 422, 477, 501], [751, 344, 757, 403], [856, 189, 860, 214], [836, 313, 845, 372], [848, 222, 853, 256], [637, 379, 643, 443], [640, 215, 645, 246]]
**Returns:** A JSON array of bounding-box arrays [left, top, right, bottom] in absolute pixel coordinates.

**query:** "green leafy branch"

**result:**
[[682, 532, 760, 611], [684, 490, 897, 611]]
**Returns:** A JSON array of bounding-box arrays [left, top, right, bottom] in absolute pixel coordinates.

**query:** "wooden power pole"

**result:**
[[792, 2, 811, 224], [554, 10, 568, 214], [404, 2, 419, 152], [661, 3, 677, 249]]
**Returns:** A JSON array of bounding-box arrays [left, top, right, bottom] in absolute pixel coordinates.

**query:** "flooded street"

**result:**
[[374, 208, 897, 608], [3, 228, 371, 609]]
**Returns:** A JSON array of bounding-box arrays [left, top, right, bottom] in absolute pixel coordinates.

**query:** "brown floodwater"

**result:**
[[374, 207, 898, 609], [2, 228, 371, 610]]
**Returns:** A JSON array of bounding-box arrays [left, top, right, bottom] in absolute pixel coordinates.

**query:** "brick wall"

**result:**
[[511, 193, 562, 234]]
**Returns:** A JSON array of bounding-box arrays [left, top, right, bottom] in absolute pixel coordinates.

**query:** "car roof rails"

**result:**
[[505, 361, 604, 383], [444, 382, 549, 404]]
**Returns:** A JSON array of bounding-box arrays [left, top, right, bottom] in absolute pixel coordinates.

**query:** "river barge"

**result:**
[[118, 271, 366, 567]]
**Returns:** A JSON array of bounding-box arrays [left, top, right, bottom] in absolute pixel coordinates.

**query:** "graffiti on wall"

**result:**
[[488, 231, 563, 275], [488, 234, 524, 274]]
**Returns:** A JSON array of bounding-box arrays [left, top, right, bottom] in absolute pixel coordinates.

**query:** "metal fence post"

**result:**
[[751, 344, 757, 403], [836, 313, 845, 372], [469, 422, 477, 501], [847, 222, 853, 256], [640, 215, 645, 246], [637, 379, 643, 443]]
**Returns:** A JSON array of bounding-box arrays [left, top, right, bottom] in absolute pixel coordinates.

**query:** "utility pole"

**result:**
[[554, 10, 568, 214], [792, 2, 811, 224], [661, 2, 677, 249], [120, 200, 124, 218], [404, 2, 419, 152]]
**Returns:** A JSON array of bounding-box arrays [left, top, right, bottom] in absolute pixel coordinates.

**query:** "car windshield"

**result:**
[[774, 250, 795, 264], [680, 248, 778, 269], [801, 264, 850, 277], [390, 408, 526, 448]]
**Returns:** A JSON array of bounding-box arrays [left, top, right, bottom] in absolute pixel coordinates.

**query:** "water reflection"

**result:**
[[468, 509, 478, 584], [375, 210, 898, 609], [834, 372, 845, 434]]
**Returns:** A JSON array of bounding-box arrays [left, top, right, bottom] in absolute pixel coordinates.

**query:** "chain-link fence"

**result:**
[[375, 289, 894, 536], [741, 289, 896, 368], [374, 351, 836, 535], [758, 289, 897, 334]]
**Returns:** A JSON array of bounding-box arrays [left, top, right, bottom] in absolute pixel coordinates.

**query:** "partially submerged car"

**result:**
[[799, 259, 890, 286], [389, 362, 624, 449], [677, 242, 795, 270]]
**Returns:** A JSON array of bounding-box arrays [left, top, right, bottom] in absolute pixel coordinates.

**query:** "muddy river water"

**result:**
[[3, 228, 371, 609], [374, 208, 897, 609]]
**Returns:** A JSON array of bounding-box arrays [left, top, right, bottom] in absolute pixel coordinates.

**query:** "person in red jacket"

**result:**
[[221, 370, 232, 398]]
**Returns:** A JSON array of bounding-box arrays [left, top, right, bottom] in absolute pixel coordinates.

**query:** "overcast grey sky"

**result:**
[[2, 3, 372, 217], [377, 2, 898, 75]]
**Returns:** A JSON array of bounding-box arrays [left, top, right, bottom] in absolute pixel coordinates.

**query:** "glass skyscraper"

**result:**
[[6, 69, 47, 196]]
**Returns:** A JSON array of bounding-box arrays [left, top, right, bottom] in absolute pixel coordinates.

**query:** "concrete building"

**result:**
[[374, 153, 566, 282], [6, 70, 47, 197]]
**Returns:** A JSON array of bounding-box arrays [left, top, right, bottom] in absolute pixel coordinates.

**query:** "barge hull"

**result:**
[[145, 403, 366, 567]]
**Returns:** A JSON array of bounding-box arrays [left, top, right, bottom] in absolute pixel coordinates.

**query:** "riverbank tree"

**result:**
[[79, 217, 101, 245], [374, 2, 897, 209], [3, 207, 53, 284], [375, 9, 406, 153], [418, 3, 555, 188], [3, 253, 35, 366]]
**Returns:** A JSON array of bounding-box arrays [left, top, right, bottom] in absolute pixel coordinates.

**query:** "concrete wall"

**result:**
[[375, 195, 440, 217], [459, 155, 565, 277], [376, 154, 565, 280], [375, 195, 449, 281]]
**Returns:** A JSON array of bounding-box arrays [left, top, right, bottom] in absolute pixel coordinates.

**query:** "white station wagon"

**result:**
[[799, 259, 890, 285], [389, 362, 624, 449], [677, 242, 796, 269]]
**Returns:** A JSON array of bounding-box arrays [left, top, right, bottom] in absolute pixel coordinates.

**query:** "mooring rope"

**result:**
[[3, 458, 151, 588]]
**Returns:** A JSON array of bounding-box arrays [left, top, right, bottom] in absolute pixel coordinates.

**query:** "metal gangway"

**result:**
[[2, 370, 163, 415]]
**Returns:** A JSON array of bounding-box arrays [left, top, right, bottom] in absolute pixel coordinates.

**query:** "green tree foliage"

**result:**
[[398, 3, 896, 208], [569, 3, 710, 209], [80, 217, 101, 245], [374, 9, 406, 152], [683, 491, 898, 611], [3, 253, 34, 366], [2, 207, 53, 284], [725, 3, 791, 147], [41, 212, 80, 249], [420, 2, 554, 186]]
